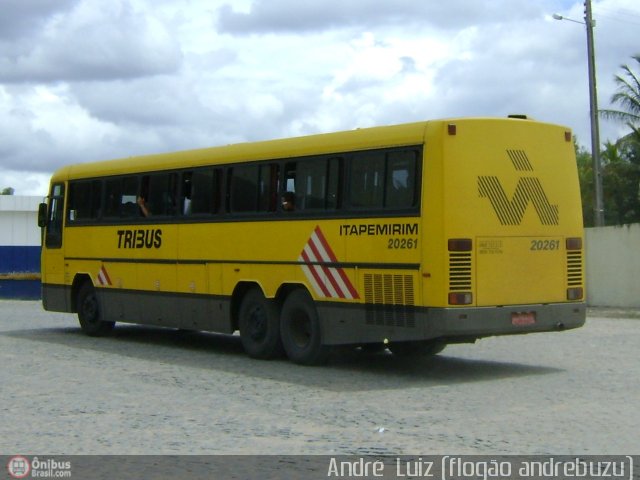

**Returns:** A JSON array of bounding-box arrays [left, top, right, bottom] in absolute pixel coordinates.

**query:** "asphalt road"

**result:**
[[1, 300, 638, 455]]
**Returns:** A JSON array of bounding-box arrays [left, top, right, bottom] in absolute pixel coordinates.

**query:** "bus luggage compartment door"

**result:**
[[476, 236, 567, 307]]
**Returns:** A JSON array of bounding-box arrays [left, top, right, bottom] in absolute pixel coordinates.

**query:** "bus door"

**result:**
[[41, 182, 67, 310]]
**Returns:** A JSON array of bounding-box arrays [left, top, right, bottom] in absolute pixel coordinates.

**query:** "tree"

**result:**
[[575, 137, 640, 226], [600, 55, 640, 145], [1, 187, 15, 195], [600, 141, 640, 225], [594, 55, 640, 226], [575, 140, 595, 227]]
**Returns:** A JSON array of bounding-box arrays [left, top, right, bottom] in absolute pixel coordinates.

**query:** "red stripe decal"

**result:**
[[301, 249, 332, 297], [101, 266, 112, 286], [299, 226, 359, 299], [306, 236, 344, 298], [312, 226, 358, 298]]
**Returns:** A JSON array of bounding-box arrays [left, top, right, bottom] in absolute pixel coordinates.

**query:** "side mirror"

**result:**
[[38, 203, 47, 228]]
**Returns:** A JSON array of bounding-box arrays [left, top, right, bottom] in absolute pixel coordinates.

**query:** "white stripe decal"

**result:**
[[298, 226, 359, 299], [97, 266, 112, 286], [299, 261, 325, 298]]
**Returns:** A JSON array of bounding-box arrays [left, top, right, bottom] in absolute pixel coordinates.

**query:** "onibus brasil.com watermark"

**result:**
[[7, 456, 72, 479]]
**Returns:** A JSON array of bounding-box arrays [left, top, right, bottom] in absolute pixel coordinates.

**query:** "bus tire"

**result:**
[[388, 340, 446, 357], [77, 283, 114, 337], [238, 288, 284, 360], [280, 290, 329, 366]]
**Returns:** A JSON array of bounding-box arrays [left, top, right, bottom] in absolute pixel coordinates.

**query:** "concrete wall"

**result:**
[[585, 223, 640, 308], [0, 196, 42, 247], [0, 196, 42, 298]]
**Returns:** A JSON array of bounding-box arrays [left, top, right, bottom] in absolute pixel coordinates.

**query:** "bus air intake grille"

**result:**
[[566, 250, 583, 287], [448, 252, 472, 291], [364, 274, 415, 328]]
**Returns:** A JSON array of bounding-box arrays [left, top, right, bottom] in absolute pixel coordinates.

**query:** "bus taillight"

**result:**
[[566, 237, 582, 250], [567, 287, 584, 301], [448, 292, 473, 305], [448, 238, 472, 252]]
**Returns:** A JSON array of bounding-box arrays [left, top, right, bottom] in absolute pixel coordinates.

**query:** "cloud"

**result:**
[[0, 0, 78, 40], [0, 84, 121, 171], [216, 0, 551, 34], [0, 0, 182, 83]]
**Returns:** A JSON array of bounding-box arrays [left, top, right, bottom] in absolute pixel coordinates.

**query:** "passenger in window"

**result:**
[[281, 192, 295, 211], [137, 196, 151, 217]]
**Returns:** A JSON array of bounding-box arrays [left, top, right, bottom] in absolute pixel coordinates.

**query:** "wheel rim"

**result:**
[[81, 294, 98, 323], [289, 307, 311, 348], [247, 305, 267, 342]]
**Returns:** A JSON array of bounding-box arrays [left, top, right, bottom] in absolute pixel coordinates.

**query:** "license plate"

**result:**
[[512, 312, 536, 326]]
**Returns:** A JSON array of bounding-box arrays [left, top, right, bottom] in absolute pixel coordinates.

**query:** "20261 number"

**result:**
[[530, 239, 560, 251], [388, 238, 418, 249]]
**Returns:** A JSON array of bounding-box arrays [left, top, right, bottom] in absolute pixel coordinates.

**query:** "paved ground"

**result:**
[[1, 301, 638, 455]]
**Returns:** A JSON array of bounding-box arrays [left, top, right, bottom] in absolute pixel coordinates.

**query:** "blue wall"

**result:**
[[0, 246, 41, 273], [0, 280, 40, 299], [0, 246, 41, 300]]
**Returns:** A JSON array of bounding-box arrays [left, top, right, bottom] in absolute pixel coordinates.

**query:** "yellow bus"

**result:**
[[38, 116, 586, 364]]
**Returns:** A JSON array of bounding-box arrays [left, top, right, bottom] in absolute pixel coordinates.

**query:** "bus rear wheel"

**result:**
[[238, 288, 283, 359], [280, 290, 330, 366], [77, 283, 114, 337]]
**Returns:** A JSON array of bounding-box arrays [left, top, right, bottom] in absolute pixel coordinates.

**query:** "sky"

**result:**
[[1, 0, 639, 196]]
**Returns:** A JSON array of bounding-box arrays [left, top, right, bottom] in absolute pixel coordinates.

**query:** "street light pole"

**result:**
[[553, 0, 605, 226], [584, 0, 605, 226]]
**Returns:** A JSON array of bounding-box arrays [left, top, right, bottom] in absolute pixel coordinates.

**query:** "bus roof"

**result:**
[[50, 116, 563, 182], [51, 120, 430, 182]]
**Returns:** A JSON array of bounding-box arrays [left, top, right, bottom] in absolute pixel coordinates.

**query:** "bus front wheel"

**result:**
[[280, 290, 329, 366], [238, 288, 283, 359], [77, 283, 114, 337]]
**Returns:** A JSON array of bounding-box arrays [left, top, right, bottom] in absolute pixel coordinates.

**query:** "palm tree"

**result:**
[[600, 55, 640, 144], [598, 56, 640, 225]]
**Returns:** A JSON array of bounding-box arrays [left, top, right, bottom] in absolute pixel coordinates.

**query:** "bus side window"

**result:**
[[385, 150, 417, 208], [259, 164, 279, 212], [327, 157, 341, 209], [299, 160, 323, 210], [104, 177, 139, 218], [45, 183, 65, 249], [229, 165, 258, 213], [104, 179, 123, 218], [229, 163, 278, 213], [350, 151, 385, 208], [287, 157, 341, 211], [142, 173, 178, 217], [284, 162, 297, 206], [121, 176, 140, 217], [182, 168, 223, 215], [181, 172, 193, 215], [283, 157, 340, 212], [68, 180, 102, 222]]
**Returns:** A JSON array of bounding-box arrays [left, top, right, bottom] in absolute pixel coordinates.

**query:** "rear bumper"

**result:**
[[319, 302, 586, 345], [423, 302, 586, 341]]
